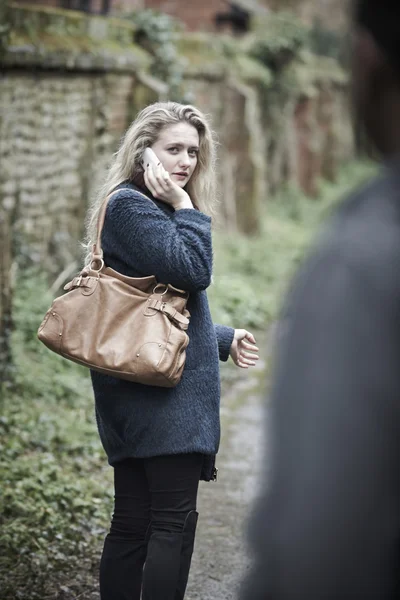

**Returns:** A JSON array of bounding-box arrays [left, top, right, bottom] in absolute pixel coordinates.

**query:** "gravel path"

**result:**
[[186, 351, 268, 600]]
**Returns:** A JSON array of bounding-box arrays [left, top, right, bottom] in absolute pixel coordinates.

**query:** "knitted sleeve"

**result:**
[[214, 324, 235, 362], [104, 190, 213, 293]]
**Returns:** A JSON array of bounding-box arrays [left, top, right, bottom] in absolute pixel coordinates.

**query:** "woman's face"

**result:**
[[151, 122, 200, 188]]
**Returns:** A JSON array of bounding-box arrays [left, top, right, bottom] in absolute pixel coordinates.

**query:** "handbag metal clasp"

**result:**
[[153, 283, 168, 296], [91, 258, 105, 273]]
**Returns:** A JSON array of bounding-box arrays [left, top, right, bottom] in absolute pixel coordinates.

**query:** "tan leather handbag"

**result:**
[[37, 189, 190, 388]]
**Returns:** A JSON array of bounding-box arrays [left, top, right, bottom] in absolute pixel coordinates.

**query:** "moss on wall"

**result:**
[[177, 32, 273, 87], [176, 33, 229, 79], [5, 2, 151, 70], [2, 2, 353, 237]]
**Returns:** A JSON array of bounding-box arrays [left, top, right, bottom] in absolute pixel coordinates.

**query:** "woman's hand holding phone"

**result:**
[[144, 163, 193, 211]]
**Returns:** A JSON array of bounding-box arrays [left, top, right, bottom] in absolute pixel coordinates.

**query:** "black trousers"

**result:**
[[100, 453, 204, 600]]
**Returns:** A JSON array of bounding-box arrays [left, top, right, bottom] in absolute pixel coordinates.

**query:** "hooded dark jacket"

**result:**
[[241, 163, 400, 599]]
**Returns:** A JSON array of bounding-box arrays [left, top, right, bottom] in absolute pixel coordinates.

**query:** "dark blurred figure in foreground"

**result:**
[[240, 1, 400, 599]]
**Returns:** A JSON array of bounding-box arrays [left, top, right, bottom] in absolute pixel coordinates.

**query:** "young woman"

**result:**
[[85, 101, 259, 600]]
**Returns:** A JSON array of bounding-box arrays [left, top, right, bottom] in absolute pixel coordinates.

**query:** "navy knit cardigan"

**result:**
[[90, 183, 235, 479]]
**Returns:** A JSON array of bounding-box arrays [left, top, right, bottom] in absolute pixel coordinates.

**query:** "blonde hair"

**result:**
[[84, 102, 218, 265]]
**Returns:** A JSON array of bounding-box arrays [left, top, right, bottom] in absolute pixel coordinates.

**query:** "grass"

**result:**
[[0, 160, 376, 599], [210, 160, 375, 329]]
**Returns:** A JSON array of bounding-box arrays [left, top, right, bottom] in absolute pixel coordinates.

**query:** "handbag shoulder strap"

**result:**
[[92, 187, 151, 261]]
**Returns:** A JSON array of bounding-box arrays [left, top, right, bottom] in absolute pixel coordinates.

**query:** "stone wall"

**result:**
[[180, 36, 353, 230], [0, 3, 354, 377], [1, 73, 133, 270], [0, 72, 137, 380]]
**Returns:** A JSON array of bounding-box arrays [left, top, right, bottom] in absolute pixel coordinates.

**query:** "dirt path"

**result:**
[[186, 348, 269, 600]]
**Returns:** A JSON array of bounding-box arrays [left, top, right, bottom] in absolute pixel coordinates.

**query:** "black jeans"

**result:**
[[100, 453, 204, 600]]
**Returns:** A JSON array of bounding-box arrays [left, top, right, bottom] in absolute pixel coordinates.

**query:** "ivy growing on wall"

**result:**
[[309, 19, 343, 61], [248, 11, 308, 72], [122, 9, 186, 99]]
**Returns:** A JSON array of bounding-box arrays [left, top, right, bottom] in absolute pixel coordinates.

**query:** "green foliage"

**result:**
[[124, 9, 185, 97], [233, 53, 273, 88], [309, 20, 344, 61], [209, 206, 308, 329], [247, 12, 308, 71], [209, 161, 377, 330], [9, 271, 93, 404], [6, 3, 150, 71], [0, 272, 112, 599]]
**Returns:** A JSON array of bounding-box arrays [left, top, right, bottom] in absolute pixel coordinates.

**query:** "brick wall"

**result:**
[[10, 0, 348, 28], [143, 0, 227, 31], [11, 0, 230, 28]]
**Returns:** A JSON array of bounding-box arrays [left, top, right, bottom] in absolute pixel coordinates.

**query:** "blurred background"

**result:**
[[0, 1, 376, 598]]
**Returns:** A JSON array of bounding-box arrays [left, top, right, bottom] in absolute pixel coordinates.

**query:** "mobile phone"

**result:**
[[142, 147, 160, 169]]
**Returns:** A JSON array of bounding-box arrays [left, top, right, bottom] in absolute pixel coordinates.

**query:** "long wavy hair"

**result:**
[[83, 102, 218, 265]]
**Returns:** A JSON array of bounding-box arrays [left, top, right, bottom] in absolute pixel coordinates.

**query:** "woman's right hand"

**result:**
[[144, 163, 193, 210]]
